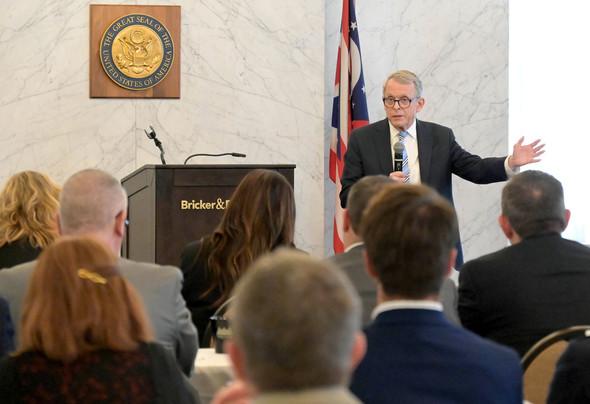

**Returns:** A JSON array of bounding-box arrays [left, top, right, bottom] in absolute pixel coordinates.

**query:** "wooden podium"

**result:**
[[121, 164, 295, 266]]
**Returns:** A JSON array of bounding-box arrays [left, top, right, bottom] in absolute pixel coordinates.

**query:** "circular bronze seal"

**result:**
[[100, 14, 174, 90]]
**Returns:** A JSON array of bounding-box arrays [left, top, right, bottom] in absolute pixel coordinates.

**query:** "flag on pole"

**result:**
[[329, 0, 370, 254]]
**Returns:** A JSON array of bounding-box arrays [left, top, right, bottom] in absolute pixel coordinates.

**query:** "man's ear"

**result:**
[[349, 332, 367, 371], [342, 209, 351, 233], [415, 97, 425, 113], [498, 214, 514, 239], [446, 248, 457, 276], [226, 339, 248, 381], [114, 210, 127, 237], [56, 213, 63, 235], [564, 209, 571, 231], [363, 249, 378, 280]]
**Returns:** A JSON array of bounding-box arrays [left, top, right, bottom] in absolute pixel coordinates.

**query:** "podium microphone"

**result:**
[[393, 141, 405, 172], [144, 126, 166, 165], [184, 152, 247, 165]]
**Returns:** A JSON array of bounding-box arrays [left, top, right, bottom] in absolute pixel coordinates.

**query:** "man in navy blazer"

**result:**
[[349, 183, 522, 404], [340, 69, 544, 267]]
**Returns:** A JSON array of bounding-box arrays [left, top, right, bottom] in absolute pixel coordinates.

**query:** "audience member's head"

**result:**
[[58, 169, 127, 253], [227, 249, 365, 392], [207, 169, 295, 306], [0, 171, 61, 248], [500, 170, 568, 240], [346, 175, 393, 235], [19, 236, 152, 362], [361, 183, 458, 299]]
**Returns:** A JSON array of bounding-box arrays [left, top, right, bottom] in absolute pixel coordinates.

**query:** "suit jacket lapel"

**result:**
[[375, 119, 394, 173], [416, 119, 432, 183]]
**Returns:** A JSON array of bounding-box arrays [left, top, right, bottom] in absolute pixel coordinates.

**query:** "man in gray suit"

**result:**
[[329, 175, 460, 326], [0, 169, 198, 375], [213, 249, 366, 404]]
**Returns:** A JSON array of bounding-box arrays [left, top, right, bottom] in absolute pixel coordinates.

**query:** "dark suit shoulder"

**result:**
[[461, 235, 590, 276], [416, 119, 453, 134], [349, 118, 389, 137], [118, 258, 182, 285]]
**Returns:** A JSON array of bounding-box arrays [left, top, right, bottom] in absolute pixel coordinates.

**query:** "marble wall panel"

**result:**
[[0, 0, 324, 256]]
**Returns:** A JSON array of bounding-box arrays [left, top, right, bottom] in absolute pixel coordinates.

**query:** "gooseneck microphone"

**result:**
[[144, 126, 166, 165], [393, 141, 405, 172], [184, 152, 247, 165]]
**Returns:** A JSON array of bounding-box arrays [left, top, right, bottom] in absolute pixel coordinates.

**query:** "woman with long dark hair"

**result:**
[[180, 169, 296, 345]]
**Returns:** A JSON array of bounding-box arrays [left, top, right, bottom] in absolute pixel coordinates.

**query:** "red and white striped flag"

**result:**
[[329, 0, 370, 253]]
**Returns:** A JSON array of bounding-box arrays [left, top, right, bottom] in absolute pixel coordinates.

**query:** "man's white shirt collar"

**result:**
[[371, 300, 443, 320], [388, 119, 417, 140], [344, 241, 364, 253]]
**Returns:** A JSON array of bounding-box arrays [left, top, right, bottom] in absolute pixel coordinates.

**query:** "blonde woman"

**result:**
[[0, 171, 60, 269], [0, 237, 197, 403]]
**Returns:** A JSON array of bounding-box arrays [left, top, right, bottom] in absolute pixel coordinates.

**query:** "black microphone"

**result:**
[[393, 141, 405, 172], [184, 152, 247, 165], [144, 126, 166, 165]]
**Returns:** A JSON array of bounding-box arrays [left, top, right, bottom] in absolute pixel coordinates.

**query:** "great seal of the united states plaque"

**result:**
[[100, 14, 174, 90]]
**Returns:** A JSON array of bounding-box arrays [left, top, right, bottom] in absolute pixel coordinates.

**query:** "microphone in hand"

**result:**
[[393, 141, 405, 172]]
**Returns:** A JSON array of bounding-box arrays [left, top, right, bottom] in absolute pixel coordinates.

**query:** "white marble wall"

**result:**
[[0, 0, 324, 255], [0, 0, 508, 261], [324, 0, 509, 263]]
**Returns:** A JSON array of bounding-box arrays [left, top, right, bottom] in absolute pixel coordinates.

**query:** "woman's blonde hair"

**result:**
[[0, 171, 61, 248], [18, 236, 152, 362]]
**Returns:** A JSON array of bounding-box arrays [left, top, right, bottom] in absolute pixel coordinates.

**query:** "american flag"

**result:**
[[329, 0, 370, 253]]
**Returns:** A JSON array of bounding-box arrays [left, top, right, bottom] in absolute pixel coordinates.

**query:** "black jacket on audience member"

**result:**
[[180, 238, 222, 347], [459, 233, 590, 356]]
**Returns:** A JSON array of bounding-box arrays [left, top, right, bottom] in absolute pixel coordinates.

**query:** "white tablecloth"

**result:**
[[191, 348, 234, 404]]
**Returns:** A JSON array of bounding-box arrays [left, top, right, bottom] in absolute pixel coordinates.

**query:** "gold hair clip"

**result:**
[[77, 268, 108, 284]]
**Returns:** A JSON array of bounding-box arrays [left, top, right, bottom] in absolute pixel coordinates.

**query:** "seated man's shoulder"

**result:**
[[460, 248, 508, 277], [349, 119, 387, 138], [118, 259, 182, 284], [457, 325, 520, 364], [0, 260, 36, 286]]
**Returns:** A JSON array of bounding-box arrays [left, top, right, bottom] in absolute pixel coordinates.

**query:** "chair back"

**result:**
[[522, 326, 590, 404], [202, 296, 235, 349]]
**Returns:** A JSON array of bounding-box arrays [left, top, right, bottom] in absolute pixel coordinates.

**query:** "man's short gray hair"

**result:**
[[59, 169, 127, 234], [230, 249, 361, 391], [382, 70, 423, 98], [501, 170, 566, 238]]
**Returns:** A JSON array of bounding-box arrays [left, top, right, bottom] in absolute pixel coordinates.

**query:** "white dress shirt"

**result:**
[[389, 120, 420, 183]]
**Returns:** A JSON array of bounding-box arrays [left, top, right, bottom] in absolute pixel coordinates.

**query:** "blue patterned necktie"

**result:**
[[398, 131, 410, 183]]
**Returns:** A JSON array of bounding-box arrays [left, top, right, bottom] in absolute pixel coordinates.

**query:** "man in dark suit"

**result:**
[[349, 183, 522, 404], [213, 250, 366, 404], [340, 69, 544, 267], [458, 170, 590, 357], [328, 175, 460, 326]]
